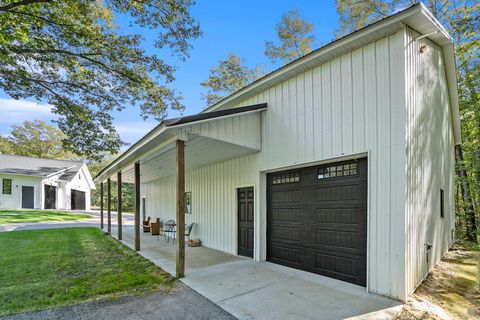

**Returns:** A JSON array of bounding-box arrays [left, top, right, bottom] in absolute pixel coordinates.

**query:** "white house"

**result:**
[[0, 155, 95, 210], [95, 4, 460, 301]]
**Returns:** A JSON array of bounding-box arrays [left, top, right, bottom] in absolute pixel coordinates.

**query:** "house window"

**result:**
[[440, 189, 444, 219], [318, 162, 357, 179], [272, 172, 300, 185], [2, 179, 12, 194]]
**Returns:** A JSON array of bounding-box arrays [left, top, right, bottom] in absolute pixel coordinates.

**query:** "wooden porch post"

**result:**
[[176, 139, 185, 278], [134, 162, 140, 251], [100, 182, 104, 229], [107, 178, 111, 234], [117, 171, 122, 240]]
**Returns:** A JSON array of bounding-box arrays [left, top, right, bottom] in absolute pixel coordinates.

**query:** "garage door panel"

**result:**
[[316, 207, 362, 224], [315, 229, 361, 250], [271, 207, 301, 223], [270, 244, 303, 266], [271, 190, 301, 203], [314, 253, 361, 280], [271, 225, 303, 242], [267, 158, 367, 287]]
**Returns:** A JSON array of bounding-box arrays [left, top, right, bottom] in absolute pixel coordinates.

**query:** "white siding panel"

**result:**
[[321, 62, 333, 157], [404, 27, 455, 296], [141, 154, 257, 255], [0, 175, 42, 209], [141, 30, 409, 299]]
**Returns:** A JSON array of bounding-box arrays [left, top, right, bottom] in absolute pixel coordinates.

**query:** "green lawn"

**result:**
[[0, 228, 173, 316], [0, 209, 91, 224]]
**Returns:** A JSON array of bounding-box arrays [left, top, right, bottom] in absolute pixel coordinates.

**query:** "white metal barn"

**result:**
[[0, 155, 95, 210], [96, 4, 460, 301]]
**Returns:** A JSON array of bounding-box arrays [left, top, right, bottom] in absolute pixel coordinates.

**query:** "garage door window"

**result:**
[[272, 171, 300, 185], [318, 162, 357, 179]]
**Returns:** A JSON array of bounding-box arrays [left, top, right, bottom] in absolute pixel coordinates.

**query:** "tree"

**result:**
[[265, 9, 315, 64], [0, 136, 13, 154], [335, 0, 480, 243], [2, 120, 77, 159], [87, 155, 134, 212], [456, 145, 477, 241], [200, 53, 263, 106], [335, 0, 400, 36], [0, 0, 201, 159]]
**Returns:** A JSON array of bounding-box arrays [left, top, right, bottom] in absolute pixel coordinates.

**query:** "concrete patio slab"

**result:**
[[111, 225, 402, 320]]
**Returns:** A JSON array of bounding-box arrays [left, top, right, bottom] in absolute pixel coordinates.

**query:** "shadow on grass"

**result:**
[[0, 227, 174, 316]]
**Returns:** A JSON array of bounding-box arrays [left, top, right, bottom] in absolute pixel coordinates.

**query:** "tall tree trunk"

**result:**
[[455, 145, 478, 243], [474, 150, 480, 210]]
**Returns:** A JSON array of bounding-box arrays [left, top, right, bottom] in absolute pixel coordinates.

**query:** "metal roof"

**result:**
[[0, 154, 84, 181]]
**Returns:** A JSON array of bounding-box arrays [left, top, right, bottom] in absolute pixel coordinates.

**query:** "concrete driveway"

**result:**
[[114, 226, 402, 320]]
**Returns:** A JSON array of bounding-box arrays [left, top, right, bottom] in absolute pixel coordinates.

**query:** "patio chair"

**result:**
[[142, 216, 151, 232], [164, 222, 195, 244], [150, 218, 161, 236], [162, 220, 176, 242]]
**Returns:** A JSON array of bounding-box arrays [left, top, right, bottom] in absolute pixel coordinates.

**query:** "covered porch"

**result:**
[[94, 104, 266, 278]]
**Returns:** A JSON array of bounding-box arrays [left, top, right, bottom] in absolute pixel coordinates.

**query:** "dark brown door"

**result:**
[[267, 158, 367, 286], [44, 185, 56, 209], [238, 187, 254, 258], [71, 189, 86, 210]]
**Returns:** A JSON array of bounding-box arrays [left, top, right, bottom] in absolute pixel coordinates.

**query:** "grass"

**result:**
[[396, 242, 480, 319], [0, 228, 173, 316], [0, 209, 91, 224]]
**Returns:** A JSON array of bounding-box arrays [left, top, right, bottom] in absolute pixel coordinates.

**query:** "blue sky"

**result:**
[[0, 0, 339, 147]]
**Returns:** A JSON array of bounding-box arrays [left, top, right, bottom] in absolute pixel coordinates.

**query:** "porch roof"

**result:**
[[94, 103, 266, 183]]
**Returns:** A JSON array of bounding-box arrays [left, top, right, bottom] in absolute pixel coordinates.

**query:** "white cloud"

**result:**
[[0, 98, 157, 146], [114, 121, 158, 146], [0, 98, 57, 125]]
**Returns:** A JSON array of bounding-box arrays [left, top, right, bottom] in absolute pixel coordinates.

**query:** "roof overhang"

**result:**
[[0, 171, 44, 178], [94, 103, 266, 183], [202, 3, 461, 144]]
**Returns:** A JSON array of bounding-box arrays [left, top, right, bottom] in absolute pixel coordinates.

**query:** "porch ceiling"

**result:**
[[112, 134, 258, 183], [94, 103, 266, 183], [111, 135, 258, 183]]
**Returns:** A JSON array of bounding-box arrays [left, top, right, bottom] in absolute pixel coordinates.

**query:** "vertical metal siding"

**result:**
[[404, 27, 455, 296], [141, 154, 258, 255], [141, 30, 410, 299]]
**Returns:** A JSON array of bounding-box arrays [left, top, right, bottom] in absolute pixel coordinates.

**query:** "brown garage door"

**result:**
[[267, 158, 367, 286]]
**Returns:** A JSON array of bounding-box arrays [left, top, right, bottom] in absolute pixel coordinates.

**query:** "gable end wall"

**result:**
[[404, 26, 456, 296]]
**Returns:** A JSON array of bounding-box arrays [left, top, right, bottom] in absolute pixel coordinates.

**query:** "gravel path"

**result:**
[[1, 283, 236, 320]]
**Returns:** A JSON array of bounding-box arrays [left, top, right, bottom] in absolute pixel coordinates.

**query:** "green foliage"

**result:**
[[265, 9, 315, 64], [87, 156, 134, 211], [0, 209, 90, 224], [335, 0, 401, 36], [0, 0, 201, 159], [0, 136, 13, 155], [335, 0, 480, 241], [0, 120, 77, 159], [0, 228, 173, 316], [200, 53, 264, 106]]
